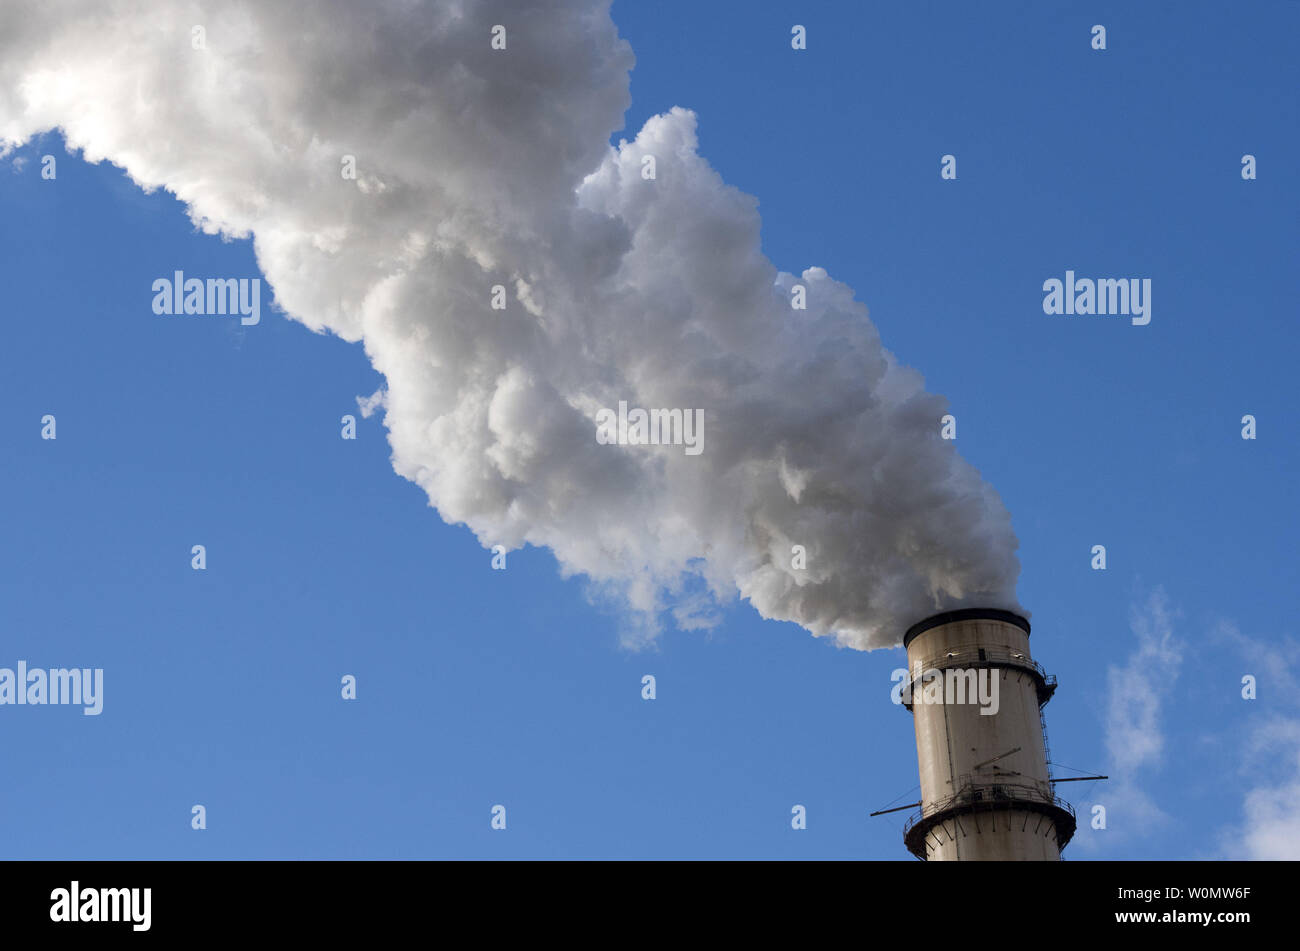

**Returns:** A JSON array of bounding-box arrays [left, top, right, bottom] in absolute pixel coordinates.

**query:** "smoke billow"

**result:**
[[0, 0, 1023, 649]]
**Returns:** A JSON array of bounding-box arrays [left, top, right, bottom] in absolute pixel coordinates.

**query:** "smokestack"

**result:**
[[899, 609, 1075, 860]]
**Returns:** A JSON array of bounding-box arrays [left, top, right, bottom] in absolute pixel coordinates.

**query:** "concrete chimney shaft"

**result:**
[[901, 609, 1075, 860]]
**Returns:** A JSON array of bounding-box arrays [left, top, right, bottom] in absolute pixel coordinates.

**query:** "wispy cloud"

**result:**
[[1213, 619, 1300, 700], [1100, 587, 1183, 831], [1220, 717, 1300, 859], [1215, 621, 1300, 859]]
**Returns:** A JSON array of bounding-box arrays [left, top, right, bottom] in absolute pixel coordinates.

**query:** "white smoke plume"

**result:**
[[0, 0, 1023, 648]]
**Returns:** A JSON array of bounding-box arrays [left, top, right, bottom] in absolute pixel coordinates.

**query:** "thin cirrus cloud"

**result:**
[[1215, 622, 1300, 859], [1100, 588, 1183, 830], [0, 0, 1023, 649]]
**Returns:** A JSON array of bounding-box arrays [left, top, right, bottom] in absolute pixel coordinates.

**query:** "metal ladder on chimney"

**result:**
[[1039, 704, 1055, 788]]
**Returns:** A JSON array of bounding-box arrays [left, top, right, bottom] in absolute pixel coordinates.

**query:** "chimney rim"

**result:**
[[903, 608, 1031, 649]]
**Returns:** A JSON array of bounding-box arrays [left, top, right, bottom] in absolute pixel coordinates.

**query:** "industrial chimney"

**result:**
[[898, 608, 1076, 860]]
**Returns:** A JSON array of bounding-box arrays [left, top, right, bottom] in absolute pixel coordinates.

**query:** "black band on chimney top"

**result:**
[[903, 608, 1031, 649]]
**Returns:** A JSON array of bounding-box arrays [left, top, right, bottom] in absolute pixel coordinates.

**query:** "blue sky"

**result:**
[[1, 0, 1297, 859]]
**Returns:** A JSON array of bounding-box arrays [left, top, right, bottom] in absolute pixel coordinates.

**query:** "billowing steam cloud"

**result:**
[[0, 0, 1023, 648]]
